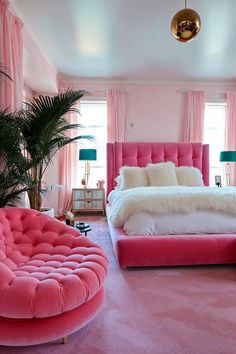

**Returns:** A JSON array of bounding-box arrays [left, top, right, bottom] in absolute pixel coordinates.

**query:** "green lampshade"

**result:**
[[219, 151, 236, 162], [79, 149, 97, 161]]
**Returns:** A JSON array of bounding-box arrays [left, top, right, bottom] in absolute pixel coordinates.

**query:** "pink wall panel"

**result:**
[[125, 85, 184, 141]]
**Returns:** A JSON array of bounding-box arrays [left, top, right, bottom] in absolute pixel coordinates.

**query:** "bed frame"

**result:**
[[106, 142, 236, 268]]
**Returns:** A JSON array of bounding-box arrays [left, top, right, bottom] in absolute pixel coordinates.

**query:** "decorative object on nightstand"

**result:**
[[74, 221, 92, 236], [65, 210, 74, 226], [97, 179, 105, 189], [219, 151, 236, 186], [215, 175, 222, 188], [79, 149, 97, 188], [72, 188, 105, 214]]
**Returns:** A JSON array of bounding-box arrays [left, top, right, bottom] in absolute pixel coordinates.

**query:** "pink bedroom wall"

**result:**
[[10, 2, 58, 94], [22, 27, 58, 94], [125, 84, 183, 141]]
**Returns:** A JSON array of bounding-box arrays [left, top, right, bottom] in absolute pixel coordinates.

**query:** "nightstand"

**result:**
[[72, 188, 105, 214]]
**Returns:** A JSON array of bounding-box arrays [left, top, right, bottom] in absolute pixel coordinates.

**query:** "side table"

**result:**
[[72, 188, 105, 214]]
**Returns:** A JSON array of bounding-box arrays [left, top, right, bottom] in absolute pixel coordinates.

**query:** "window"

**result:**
[[204, 103, 226, 186], [78, 100, 107, 187]]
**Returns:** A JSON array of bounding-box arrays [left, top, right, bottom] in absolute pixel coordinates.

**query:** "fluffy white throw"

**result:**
[[108, 186, 236, 227]]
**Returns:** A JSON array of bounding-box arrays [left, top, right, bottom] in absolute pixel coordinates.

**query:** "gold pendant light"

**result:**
[[171, 0, 201, 42]]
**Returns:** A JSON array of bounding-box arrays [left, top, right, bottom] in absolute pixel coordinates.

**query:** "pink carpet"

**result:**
[[1, 216, 236, 354]]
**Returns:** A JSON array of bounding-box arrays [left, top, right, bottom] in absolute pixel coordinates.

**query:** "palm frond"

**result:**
[[21, 90, 89, 160], [0, 65, 12, 81], [0, 168, 33, 208]]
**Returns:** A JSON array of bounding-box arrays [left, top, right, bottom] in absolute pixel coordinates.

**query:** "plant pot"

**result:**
[[40, 207, 55, 218]]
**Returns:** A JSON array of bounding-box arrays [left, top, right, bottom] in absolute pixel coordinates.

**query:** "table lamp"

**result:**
[[219, 150, 236, 186], [79, 149, 97, 188]]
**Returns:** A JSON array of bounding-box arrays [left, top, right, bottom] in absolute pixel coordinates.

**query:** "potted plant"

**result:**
[[20, 90, 93, 211], [0, 80, 92, 210]]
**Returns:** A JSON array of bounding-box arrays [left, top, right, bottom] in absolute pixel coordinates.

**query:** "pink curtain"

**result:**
[[107, 89, 127, 142], [225, 92, 236, 185], [183, 90, 206, 142], [0, 0, 23, 110], [58, 106, 80, 216]]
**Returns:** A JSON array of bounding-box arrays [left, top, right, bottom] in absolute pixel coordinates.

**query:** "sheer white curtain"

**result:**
[[225, 92, 236, 185], [107, 89, 127, 142], [58, 86, 80, 215], [183, 90, 206, 142], [58, 107, 80, 216]]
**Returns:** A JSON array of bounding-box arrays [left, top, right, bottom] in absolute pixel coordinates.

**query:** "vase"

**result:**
[[41, 207, 55, 218]]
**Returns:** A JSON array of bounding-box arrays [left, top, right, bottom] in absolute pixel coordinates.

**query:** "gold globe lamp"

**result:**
[[171, 0, 201, 42]]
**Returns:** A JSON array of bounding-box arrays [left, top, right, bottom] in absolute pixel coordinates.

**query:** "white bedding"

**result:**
[[123, 211, 236, 235], [108, 186, 236, 229]]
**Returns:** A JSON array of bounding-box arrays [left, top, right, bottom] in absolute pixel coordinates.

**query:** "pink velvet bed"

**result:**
[[106, 142, 236, 268]]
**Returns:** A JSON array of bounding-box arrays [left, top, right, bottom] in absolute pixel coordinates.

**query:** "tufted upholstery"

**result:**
[[107, 142, 209, 195], [0, 208, 108, 319]]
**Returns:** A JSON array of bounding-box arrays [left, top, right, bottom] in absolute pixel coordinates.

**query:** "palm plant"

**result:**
[[0, 110, 33, 207], [20, 90, 92, 210]]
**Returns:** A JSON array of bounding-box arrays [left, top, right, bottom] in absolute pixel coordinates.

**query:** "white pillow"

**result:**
[[146, 161, 178, 186], [119, 166, 149, 190], [176, 166, 204, 186]]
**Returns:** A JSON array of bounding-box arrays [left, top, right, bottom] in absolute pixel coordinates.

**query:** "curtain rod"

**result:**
[[176, 89, 227, 94], [86, 88, 128, 93]]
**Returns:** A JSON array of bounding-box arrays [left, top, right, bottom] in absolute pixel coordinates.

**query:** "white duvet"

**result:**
[[108, 186, 236, 227]]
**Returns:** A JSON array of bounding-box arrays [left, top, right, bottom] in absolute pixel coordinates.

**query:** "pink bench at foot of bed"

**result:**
[[107, 215, 236, 268]]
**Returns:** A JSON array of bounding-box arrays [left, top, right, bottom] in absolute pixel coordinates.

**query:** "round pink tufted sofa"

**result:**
[[0, 208, 108, 346]]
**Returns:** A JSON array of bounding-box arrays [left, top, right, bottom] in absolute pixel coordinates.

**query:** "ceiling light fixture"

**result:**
[[171, 0, 201, 42]]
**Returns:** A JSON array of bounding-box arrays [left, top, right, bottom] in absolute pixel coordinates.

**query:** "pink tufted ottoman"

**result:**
[[0, 208, 108, 346]]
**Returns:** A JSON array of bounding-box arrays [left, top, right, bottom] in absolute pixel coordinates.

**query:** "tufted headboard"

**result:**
[[107, 142, 209, 195]]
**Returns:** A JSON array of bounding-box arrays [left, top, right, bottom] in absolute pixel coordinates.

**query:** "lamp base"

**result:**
[[84, 162, 90, 188], [226, 173, 230, 186], [225, 163, 231, 186], [84, 176, 89, 189]]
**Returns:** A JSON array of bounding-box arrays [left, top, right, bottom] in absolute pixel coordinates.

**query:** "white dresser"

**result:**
[[72, 188, 105, 214]]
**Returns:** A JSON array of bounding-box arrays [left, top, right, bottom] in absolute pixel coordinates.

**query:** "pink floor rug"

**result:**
[[1, 216, 236, 354]]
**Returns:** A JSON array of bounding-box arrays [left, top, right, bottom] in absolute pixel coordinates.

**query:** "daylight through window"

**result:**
[[78, 100, 107, 188], [204, 102, 226, 186]]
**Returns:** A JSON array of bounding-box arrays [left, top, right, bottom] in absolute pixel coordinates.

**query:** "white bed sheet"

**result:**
[[123, 211, 236, 236]]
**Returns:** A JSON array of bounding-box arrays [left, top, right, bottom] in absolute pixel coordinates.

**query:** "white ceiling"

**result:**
[[11, 0, 236, 85]]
